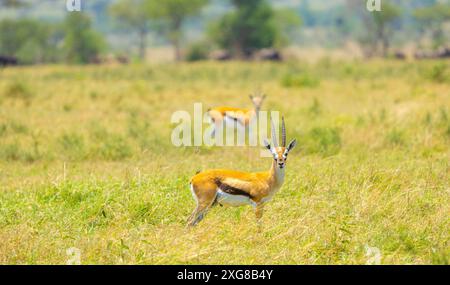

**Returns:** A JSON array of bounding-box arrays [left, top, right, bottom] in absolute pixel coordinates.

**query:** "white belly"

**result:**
[[216, 190, 255, 207]]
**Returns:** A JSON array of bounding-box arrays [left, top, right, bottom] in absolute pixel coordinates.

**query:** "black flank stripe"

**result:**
[[214, 178, 253, 199]]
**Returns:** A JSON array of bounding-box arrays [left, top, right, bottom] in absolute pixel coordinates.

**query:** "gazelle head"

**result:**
[[264, 117, 297, 169], [249, 93, 266, 111]]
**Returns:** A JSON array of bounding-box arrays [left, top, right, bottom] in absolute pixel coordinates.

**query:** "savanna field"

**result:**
[[0, 60, 449, 264]]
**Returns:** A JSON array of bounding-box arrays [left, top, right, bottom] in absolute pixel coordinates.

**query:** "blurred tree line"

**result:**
[[0, 13, 104, 64], [0, 0, 449, 64], [110, 0, 209, 61], [0, 0, 105, 63]]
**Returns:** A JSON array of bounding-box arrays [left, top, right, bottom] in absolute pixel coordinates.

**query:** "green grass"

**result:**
[[0, 60, 449, 264]]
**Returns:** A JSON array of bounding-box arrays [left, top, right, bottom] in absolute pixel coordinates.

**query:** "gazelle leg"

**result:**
[[187, 202, 213, 227], [190, 207, 208, 226], [186, 205, 200, 225], [187, 190, 217, 227], [187, 184, 200, 225], [255, 203, 264, 231]]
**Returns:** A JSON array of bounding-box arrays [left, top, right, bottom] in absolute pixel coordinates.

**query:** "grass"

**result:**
[[0, 60, 449, 264]]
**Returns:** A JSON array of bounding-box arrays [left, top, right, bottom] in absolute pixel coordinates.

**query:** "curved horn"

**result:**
[[271, 117, 278, 147], [281, 116, 286, 147]]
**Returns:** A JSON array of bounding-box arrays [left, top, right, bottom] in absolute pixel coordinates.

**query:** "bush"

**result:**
[[8, 120, 28, 134], [281, 73, 320, 88], [127, 114, 152, 150], [185, 42, 210, 62], [308, 98, 322, 117], [3, 81, 33, 103], [426, 63, 449, 83], [301, 127, 342, 156], [0, 123, 6, 137], [385, 128, 406, 146], [0, 140, 40, 162], [98, 134, 132, 161], [59, 132, 86, 161], [0, 143, 21, 161]]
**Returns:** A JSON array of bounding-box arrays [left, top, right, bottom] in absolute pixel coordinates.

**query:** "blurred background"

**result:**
[[0, 0, 449, 65]]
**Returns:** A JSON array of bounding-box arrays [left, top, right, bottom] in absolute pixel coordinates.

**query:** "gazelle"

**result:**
[[187, 117, 297, 227], [207, 93, 266, 137]]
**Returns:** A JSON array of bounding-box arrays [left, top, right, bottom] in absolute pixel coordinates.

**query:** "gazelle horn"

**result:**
[[281, 116, 286, 147], [271, 117, 278, 147]]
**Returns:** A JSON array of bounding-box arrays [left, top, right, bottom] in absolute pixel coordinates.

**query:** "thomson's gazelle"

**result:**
[[207, 93, 266, 137], [187, 117, 297, 227]]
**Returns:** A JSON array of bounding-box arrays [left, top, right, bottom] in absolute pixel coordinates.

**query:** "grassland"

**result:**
[[0, 60, 449, 264]]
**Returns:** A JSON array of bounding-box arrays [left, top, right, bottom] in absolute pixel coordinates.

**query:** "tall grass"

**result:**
[[0, 60, 448, 264]]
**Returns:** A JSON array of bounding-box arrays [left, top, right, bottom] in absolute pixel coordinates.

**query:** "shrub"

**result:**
[[185, 42, 210, 62], [0, 131, 42, 162], [0, 143, 21, 161], [301, 127, 342, 156], [0, 123, 7, 137], [8, 121, 28, 134], [425, 63, 449, 83], [89, 91, 99, 100], [439, 107, 448, 123], [63, 103, 73, 112], [3, 81, 33, 103], [130, 202, 158, 225], [89, 122, 108, 141], [444, 123, 450, 139], [281, 73, 320, 88], [385, 128, 405, 146], [127, 114, 149, 139], [98, 134, 132, 161], [24, 133, 42, 163], [127, 114, 152, 150], [308, 98, 322, 117], [59, 132, 86, 160]]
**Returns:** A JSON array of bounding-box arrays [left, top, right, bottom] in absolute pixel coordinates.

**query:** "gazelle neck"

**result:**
[[269, 159, 285, 187]]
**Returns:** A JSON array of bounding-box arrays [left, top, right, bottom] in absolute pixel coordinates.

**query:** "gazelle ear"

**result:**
[[262, 94, 266, 99], [287, 139, 297, 152], [263, 139, 271, 150], [249, 95, 253, 100]]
